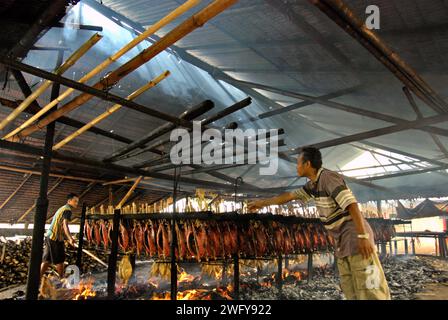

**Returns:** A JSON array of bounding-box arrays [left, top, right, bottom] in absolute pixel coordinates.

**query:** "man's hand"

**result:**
[[358, 238, 374, 259]]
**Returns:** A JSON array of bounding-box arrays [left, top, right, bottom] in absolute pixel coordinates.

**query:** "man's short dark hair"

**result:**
[[300, 147, 322, 170], [67, 193, 79, 201]]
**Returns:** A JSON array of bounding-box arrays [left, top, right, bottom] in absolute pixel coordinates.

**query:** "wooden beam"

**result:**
[[1, 33, 103, 134], [0, 94, 134, 146], [10, 0, 238, 141], [222, 78, 448, 138], [0, 164, 104, 183], [288, 111, 448, 154], [310, 0, 448, 114], [116, 176, 143, 209], [103, 177, 137, 186], [52, 71, 171, 150], [17, 177, 64, 222], [403, 87, 448, 158], [0, 58, 195, 140], [52, 22, 103, 32], [0, 174, 32, 210]]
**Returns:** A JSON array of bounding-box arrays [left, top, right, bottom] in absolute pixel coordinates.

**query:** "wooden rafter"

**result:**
[[0, 174, 32, 210], [17, 177, 64, 222]]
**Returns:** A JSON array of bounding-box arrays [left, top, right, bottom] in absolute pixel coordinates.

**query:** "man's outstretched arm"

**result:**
[[248, 192, 297, 211]]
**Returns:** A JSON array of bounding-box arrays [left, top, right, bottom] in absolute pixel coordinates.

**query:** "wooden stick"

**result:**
[[103, 177, 137, 186], [0, 173, 32, 210], [52, 71, 170, 151], [17, 178, 64, 222], [73, 243, 108, 268], [12, 0, 201, 139], [116, 176, 143, 209], [0, 33, 102, 135], [0, 164, 104, 183]]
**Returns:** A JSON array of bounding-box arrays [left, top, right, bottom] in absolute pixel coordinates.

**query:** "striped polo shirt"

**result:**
[[46, 204, 73, 241], [294, 168, 357, 230], [293, 168, 375, 257]]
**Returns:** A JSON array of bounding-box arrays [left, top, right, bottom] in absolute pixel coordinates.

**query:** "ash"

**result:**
[[241, 255, 448, 300]]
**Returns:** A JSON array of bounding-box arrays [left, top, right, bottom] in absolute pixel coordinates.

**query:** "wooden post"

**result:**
[[76, 203, 87, 269], [107, 208, 121, 299], [25, 50, 64, 300], [233, 255, 239, 300], [404, 238, 409, 255], [170, 167, 179, 301], [108, 185, 113, 206], [222, 261, 228, 286], [394, 240, 398, 255], [277, 255, 283, 297], [438, 236, 446, 258], [411, 239, 416, 255], [381, 242, 387, 258], [389, 241, 393, 256], [307, 253, 313, 283]]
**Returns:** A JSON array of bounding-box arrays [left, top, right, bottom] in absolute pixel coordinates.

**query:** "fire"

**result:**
[[178, 271, 195, 284], [73, 280, 96, 300], [150, 284, 234, 300]]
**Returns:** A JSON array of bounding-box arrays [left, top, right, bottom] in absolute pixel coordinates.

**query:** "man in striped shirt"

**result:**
[[248, 147, 390, 300], [40, 193, 78, 280]]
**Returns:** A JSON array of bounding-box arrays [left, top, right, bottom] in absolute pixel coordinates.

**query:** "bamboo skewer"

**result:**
[[116, 176, 143, 209], [0, 33, 103, 135], [52, 71, 170, 151], [8, 0, 201, 141]]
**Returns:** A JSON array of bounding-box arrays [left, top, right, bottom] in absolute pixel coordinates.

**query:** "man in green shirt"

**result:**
[[248, 147, 390, 300], [40, 193, 78, 279]]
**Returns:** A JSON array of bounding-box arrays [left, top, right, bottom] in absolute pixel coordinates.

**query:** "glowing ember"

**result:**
[[73, 279, 96, 300], [150, 284, 234, 300], [178, 271, 195, 284]]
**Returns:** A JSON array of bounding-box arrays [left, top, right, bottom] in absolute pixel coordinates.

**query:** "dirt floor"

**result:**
[[414, 256, 448, 300]]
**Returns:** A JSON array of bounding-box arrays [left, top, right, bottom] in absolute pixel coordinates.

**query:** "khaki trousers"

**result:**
[[337, 252, 391, 300]]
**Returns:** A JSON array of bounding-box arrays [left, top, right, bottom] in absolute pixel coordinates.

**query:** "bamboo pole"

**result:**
[[103, 177, 137, 186], [116, 176, 143, 209], [52, 71, 170, 150], [0, 164, 104, 183], [17, 178, 64, 222], [10, 0, 201, 140], [0, 174, 32, 210], [13, 0, 238, 141], [0, 33, 103, 134]]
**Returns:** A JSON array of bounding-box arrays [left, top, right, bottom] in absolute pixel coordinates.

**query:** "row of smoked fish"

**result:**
[[83, 218, 396, 260]]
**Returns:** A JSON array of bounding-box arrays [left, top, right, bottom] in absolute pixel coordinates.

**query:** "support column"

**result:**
[[76, 203, 87, 269], [404, 238, 409, 255], [277, 255, 283, 297], [25, 50, 63, 300], [376, 200, 382, 218], [307, 253, 313, 283], [107, 209, 121, 298]]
